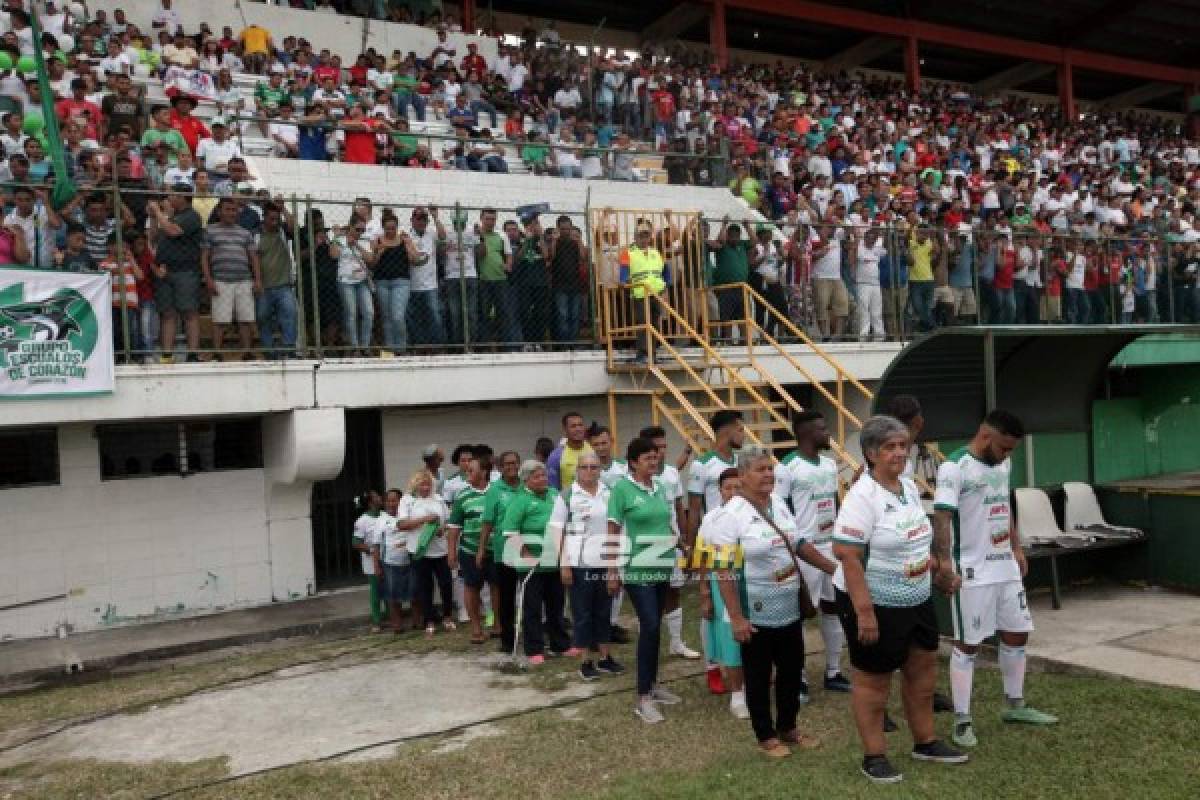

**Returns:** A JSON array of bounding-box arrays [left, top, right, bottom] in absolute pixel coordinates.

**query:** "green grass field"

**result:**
[[1, 619, 1197, 800]]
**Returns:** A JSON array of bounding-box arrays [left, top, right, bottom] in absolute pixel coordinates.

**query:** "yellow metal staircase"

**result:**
[[590, 207, 874, 481]]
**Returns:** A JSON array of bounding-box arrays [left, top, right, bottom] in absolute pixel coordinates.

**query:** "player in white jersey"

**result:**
[[588, 424, 631, 643], [641, 425, 700, 660], [774, 410, 849, 697], [440, 444, 476, 623], [687, 409, 745, 694], [933, 410, 1058, 749]]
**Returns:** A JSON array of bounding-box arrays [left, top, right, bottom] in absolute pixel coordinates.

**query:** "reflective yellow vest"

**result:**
[[627, 246, 666, 299]]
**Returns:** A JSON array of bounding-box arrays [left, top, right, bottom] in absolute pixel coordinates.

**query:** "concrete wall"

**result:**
[[90, 0, 498, 64], [0, 416, 322, 641], [380, 393, 675, 489]]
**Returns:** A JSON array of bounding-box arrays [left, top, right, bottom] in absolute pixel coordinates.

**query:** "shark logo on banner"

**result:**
[[0, 269, 113, 397]]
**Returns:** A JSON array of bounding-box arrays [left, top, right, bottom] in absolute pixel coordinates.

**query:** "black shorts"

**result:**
[[459, 547, 496, 589], [835, 589, 939, 674]]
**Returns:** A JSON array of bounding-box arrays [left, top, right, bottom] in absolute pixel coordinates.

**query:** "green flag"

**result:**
[[29, 9, 76, 211]]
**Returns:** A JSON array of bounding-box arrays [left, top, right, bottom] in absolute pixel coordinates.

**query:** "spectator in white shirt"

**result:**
[[195, 119, 242, 176], [152, 0, 183, 34]]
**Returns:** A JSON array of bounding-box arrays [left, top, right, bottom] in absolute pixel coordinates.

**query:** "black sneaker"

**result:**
[[824, 672, 852, 692], [596, 656, 626, 675], [579, 660, 601, 681], [610, 625, 631, 644], [933, 691, 954, 713], [861, 754, 903, 784], [911, 739, 969, 764], [883, 712, 899, 732]]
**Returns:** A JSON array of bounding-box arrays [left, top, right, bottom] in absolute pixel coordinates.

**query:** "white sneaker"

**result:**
[[730, 696, 750, 719], [650, 685, 682, 705], [635, 698, 664, 724], [669, 640, 701, 660]]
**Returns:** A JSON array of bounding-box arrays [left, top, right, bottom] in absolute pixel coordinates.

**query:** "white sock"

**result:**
[[998, 643, 1027, 705], [950, 648, 977, 717], [610, 590, 623, 626], [482, 584, 492, 616], [819, 612, 844, 676], [730, 688, 746, 707], [665, 607, 683, 645]]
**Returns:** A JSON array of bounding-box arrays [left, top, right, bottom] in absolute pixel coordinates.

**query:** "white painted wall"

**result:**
[[0, 416, 321, 641], [380, 393, 686, 489], [89, 0, 498, 65]]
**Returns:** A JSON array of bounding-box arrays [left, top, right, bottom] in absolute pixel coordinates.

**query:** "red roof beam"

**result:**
[[714, 0, 1200, 84]]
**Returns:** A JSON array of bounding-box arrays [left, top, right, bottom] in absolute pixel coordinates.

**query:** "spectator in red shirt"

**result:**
[[993, 238, 1016, 323], [461, 43, 487, 78], [342, 104, 384, 165], [168, 94, 211, 154], [348, 54, 369, 88], [651, 88, 675, 149], [312, 52, 340, 85], [55, 78, 103, 143]]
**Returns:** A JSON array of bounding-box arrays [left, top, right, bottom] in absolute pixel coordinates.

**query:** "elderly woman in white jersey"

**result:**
[[707, 446, 837, 757], [397, 469, 454, 637], [548, 452, 626, 681], [697, 467, 748, 719], [832, 415, 967, 784]]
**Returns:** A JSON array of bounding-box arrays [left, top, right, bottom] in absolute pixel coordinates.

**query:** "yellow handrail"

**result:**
[[650, 394, 711, 455], [746, 320, 866, 430]]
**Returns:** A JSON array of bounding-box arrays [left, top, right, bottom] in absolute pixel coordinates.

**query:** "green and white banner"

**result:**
[[0, 268, 113, 398]]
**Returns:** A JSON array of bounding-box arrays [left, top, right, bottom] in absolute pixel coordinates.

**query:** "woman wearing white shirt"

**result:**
[[708, 446, 837, 757], [398, 469, 454, 637], [549, 453, 625, 681], [328, 218, 377, 355], [351, 490, 389, 630], [832, 416, 966, 784]]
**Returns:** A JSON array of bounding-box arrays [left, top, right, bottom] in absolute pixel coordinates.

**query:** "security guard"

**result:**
[[621, 222, 666, 363]]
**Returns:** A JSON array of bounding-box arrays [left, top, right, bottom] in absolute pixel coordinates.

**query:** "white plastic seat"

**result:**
[[1062, 482, 1144, 540], [1014, 488, 1092, 548]]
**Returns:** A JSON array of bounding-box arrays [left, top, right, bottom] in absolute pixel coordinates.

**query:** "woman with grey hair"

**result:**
[[501, 459, 569, 664], [707, 445, 838, 757], [832, 415, 967, 784]]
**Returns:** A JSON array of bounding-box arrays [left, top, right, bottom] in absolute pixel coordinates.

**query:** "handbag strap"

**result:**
[[749, 497, 804, 573]]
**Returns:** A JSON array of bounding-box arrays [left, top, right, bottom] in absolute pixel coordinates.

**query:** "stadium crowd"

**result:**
[[0, 0, 1198, 360]]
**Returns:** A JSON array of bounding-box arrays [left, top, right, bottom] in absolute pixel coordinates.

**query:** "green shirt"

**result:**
[[482, 478, 521, 558], [448, 485, 487, 555], [392, 132, 418, 159], [477, 231, 508, 282], [521, 143, 548, 165], [256, 82, 288, 111], [257, 228, 293, 289], [607, 475, 676, 584], [713, 239, 750, 285], [140, 128, 189, 162], [500, 486, 560, 572]]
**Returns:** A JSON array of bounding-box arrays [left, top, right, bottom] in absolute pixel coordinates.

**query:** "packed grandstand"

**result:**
[[1, 0, 1198, 362]]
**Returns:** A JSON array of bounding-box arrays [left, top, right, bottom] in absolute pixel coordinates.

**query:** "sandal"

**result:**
[[425, 624, 436, 638], [443, 620, 457, 631], [758, 739, 791, 758], [780, 730, 821, 749]]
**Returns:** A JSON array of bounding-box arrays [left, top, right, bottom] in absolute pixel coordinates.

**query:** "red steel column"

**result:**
[[711, 0, 729, 69], [903, 35, 920, 93], [462, 0, 476, 33], [1058, 60, 1077, 121]]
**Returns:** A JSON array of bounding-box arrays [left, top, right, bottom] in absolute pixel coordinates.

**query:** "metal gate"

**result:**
[[589, 207, 708, 348], [310, 409, 384, 589]]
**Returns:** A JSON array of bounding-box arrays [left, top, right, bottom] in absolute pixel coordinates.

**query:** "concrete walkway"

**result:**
[[1026, 585, 1200, 691], [0, 588, 370, 688]]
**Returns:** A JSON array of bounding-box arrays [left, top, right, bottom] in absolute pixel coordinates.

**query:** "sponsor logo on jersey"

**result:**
[[904, 556, 931, 579], [838, 526, 865, 540], [991, 529, 1011, 546]]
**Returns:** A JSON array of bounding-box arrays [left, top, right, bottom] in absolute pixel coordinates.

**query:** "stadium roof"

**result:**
[[493, 0, 1200, 111]]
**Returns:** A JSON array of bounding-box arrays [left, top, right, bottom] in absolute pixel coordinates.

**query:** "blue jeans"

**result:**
[[993, 288, 1015, 324], [1065, 288, 1089, 324], [140, 300, 159, 356], [338, 281, 374, 349], [625, 581, 667, 695], [570, 568, 612, 652], [255, 285, 298, 356], [443, 277, 478, 345], [393, 92, 426, 122], [480, 279, 520, 346], [375, 277, 411, 351], [553, 289, 584, 342], [470, 100, 498, 128], [112, 305, 142, 359], [407, 288, 444, 346], [908, 280, 935, 331], [558, 164, 582, 179]]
